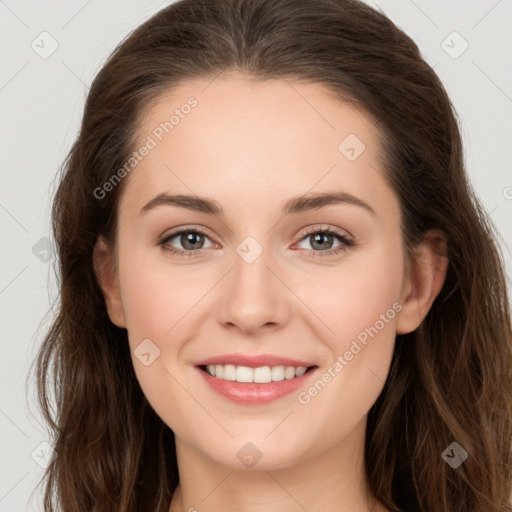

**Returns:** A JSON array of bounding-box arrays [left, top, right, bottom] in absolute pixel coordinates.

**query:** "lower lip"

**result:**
[[196, 366, 318, 404]]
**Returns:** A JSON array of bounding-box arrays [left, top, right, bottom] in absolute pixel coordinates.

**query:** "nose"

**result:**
[[217, 244, 291, 336]]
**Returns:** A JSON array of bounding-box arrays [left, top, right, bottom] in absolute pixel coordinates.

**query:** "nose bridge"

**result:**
[[217, 233, 289, 333], [234, 238, 271, 290]]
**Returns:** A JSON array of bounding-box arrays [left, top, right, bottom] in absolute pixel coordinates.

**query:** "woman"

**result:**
[[31, 0, 512, 510]]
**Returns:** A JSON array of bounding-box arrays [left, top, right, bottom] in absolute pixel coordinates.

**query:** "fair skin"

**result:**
[[94, 72, 448, 512]]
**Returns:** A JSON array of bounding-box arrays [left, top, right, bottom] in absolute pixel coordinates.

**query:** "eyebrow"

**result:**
[[139, 191, 376, 217]]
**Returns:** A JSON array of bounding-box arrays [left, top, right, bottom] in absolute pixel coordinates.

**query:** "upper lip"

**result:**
[[195, 353, 317, 368]]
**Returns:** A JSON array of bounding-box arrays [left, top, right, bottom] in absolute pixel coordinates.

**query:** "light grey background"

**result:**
[[0, 0, 511, 510]]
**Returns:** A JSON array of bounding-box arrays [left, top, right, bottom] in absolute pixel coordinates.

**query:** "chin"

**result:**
[[203, 436, 313, 471]]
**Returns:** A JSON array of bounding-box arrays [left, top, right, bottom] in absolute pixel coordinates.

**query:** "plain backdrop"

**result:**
[[0, 0, 511, 510]]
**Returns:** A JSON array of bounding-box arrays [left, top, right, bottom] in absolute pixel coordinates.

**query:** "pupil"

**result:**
[[313, 233, 332, 250], [183, 233, 202, 249]]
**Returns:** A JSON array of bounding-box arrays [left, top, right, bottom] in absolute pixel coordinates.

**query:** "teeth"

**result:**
[[271, 365, 285, 381], [236, 365, 253, 382], [284, 366, 296, 379], [223, 364, 236, 381], [253, 366, 271, 383], [295, 366, 307, 377], [205, 364, 309, 383]]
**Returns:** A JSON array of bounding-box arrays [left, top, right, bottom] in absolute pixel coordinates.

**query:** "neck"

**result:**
[[168, 417, 388, 512]]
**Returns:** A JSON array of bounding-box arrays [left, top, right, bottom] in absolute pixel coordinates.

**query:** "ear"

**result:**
[[395, 229, 449, 335], [92, 236, 127, 328]]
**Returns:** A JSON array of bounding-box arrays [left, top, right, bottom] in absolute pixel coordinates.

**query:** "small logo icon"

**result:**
[[31, 236, 52, 262], [338, 133, 366, 161], [134, 338, 161, 366], [441, 31, 469, 60], [31, 31, 59, 59], [31, 441, 58, 469], [237, 442, 263, 468], [236, 236, 263, 264], [442, 441, 468, 468]]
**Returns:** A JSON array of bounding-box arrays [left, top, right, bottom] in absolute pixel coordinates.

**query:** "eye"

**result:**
[[158, 226, 215, 256], [157, 224, 354, 259], [294, 226, 354, 258]]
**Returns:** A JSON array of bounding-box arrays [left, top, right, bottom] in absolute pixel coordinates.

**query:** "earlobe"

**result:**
[[92, 236, 127, 329], [395, 230, 449, 335]]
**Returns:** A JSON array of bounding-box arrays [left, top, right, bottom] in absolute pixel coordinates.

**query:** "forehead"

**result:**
[[119, 72, 395, 223], [135, 72, 380, 156]]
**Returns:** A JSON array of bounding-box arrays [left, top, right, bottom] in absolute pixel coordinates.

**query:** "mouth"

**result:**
[[197, 364, 318, 383], [194, 357, 319, 404]]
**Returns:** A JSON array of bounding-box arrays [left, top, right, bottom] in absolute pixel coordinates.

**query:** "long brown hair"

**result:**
[[30, 0, 512, 510]]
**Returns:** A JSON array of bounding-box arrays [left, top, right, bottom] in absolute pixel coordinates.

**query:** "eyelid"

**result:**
[[157, 225, 215, 248], [158, 224, 213, 241], [292, 225, 354, 256], [157, 223, 354, 257], [297, 224, 352, 241]]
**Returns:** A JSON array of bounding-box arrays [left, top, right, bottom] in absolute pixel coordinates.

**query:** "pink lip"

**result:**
[[194, 356, 319, 404], [194, 353, 316, 368]]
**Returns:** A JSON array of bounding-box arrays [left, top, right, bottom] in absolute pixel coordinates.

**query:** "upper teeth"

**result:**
[[206, 364, 308, 383]]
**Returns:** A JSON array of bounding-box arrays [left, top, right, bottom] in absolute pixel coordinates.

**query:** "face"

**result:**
[[97, 71, 417, 470]]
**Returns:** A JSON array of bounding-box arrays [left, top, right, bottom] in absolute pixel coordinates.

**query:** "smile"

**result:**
[[202, 364, 311, 383], [195, 357, 319, 403]]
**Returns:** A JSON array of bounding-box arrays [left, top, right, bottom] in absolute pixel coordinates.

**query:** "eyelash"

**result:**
[[157, 225, 354, 259]]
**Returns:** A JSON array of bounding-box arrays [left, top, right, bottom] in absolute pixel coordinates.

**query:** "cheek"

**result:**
[[293, 242, 403, 423], [116, 246, 211, 408], [301, 240, 404, 345], [116, 248, 199, 432], [121, 276, 174, 344], [117, 242, 199, 343]]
